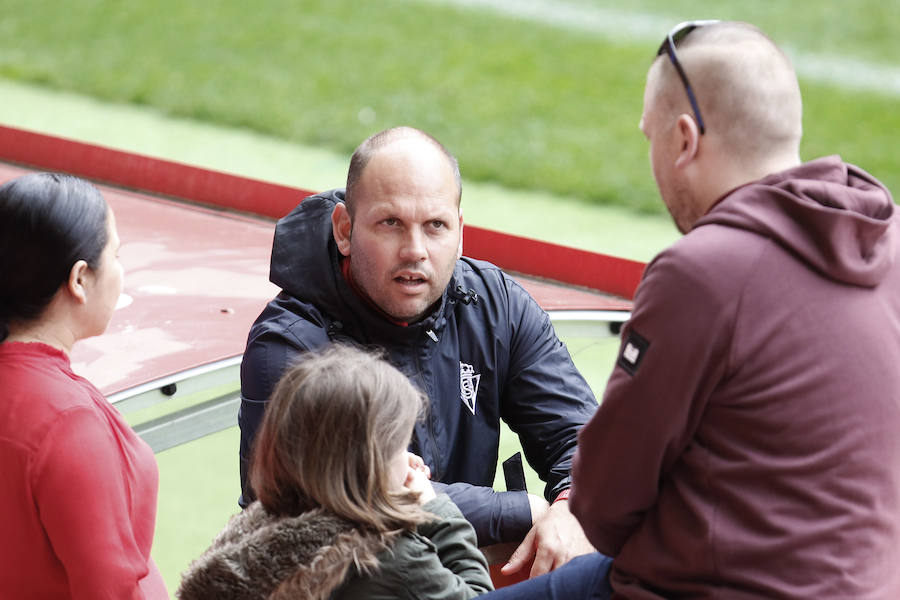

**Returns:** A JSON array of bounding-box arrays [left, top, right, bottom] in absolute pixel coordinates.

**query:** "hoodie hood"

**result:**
[[695, 156, 895, 287]]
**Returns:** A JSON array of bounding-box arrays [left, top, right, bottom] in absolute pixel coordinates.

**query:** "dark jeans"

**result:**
[[482, 552, 613, 599]]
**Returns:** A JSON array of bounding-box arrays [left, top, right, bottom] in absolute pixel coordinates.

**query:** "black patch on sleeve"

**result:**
[[617, 329, 650, 376]]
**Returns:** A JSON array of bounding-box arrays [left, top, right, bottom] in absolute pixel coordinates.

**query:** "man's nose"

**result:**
[[399, 227, 427, 262]]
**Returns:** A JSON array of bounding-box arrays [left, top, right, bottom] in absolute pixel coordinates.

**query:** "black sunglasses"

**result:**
[[656, 20, 720, 134]]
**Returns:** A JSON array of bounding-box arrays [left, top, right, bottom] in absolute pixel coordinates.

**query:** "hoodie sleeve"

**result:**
[[499, 278, 599, 501], [569, 246, 737, 555]]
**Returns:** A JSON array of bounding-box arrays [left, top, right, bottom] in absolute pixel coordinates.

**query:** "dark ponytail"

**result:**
[[0, 173, 108, 341]]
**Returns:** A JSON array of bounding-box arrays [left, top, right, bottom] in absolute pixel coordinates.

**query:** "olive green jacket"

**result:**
[[178, 494, 493, 600]]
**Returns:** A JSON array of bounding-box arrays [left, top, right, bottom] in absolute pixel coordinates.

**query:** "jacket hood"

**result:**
[[695, 156, 895, 287], [270, 189, 348, 308], [177, 502, 389, 600], [268, 188, 470, 340]]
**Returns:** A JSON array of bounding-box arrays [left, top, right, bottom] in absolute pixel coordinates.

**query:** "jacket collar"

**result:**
[[268, 189, 475, 344]]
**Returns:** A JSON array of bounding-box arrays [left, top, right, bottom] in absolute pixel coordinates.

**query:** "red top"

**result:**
[[0, 342, 168, 599]]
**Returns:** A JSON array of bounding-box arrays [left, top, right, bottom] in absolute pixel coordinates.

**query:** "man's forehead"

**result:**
[[356, 164, 455, 198], [642, 59, 681, 117], [353, 142, 459, 208], [358, 193, 460, 216], [365, 138, 450, 173], [645, 58, 669, 99], [639, 69, 659, 128]]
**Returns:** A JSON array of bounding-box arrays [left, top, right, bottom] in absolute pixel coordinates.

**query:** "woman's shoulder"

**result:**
[[0, 349, 99, 442]]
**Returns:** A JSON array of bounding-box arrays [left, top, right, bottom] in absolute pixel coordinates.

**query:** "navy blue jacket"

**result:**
[[239, 190, 598, 544]]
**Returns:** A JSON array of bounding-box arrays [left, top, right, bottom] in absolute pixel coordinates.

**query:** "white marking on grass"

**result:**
[[416, 0, 900, 97], [420, 0, 672, 40], [789, 52, 900, 96]]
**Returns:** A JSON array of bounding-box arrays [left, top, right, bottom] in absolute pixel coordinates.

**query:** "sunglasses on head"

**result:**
[[656, 20, 720, 135]]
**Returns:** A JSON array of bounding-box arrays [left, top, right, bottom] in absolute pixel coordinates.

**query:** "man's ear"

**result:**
[[457, 209, 464, 259], [67, 260, 90, 305], [674, 113, 701, 169], [331, 202, 352, 257]]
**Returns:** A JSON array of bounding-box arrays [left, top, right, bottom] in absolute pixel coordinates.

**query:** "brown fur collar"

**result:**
[[177, 502, 392, 600]]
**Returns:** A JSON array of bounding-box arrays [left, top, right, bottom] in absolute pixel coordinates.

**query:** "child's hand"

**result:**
[[406, 452, 431, 480], [404, 466, 436, 505]]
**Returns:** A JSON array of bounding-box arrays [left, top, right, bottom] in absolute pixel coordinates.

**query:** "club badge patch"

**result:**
[[460, 361, 481, 415], [617, 330, 650, 376]]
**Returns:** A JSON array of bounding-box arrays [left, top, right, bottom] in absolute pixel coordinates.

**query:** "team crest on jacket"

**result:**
[[460, 362, 481, 415]]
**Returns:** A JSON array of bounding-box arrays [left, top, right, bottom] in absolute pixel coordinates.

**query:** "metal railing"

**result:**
[[116, 310, 629, 453]]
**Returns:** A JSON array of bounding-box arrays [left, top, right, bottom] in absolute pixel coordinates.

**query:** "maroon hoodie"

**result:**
[[571, 156, 900, 599]]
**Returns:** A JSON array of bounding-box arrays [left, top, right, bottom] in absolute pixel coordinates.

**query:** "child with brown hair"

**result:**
[[178, 344, 493, 600]]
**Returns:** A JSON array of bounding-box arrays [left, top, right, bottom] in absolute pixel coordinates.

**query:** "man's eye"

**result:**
[[382, 218, 398, 226], [430, 220, 445, 229]]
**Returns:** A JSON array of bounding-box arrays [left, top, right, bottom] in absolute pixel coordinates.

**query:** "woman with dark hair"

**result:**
[[0, 173, 168, 598], [178, 344, 493, 600]]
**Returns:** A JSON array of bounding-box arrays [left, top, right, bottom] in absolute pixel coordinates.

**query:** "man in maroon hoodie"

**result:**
[[564, 20, 900, 599]]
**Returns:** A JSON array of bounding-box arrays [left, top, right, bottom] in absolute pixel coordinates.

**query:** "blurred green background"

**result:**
[[0, 0, 897, 213], [1, 0, 897, 593]]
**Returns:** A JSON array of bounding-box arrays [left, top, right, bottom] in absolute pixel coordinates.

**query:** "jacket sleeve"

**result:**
[[239, 312, 329, 508], [500, 278, 599, 501], [569, 249, 735, 555], [403, 494, 495, 599], [433, 481, 532, 546], [33, 408, 154, 600]]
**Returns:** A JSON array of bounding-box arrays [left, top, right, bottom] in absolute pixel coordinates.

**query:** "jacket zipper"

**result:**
[[415, 329, 443, 480]]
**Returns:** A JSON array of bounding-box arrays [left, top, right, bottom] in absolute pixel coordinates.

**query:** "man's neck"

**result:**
[[700, 151, 802, 215]]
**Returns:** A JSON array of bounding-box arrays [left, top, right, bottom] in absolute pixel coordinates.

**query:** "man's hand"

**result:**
[[500, 497, 596, 578]]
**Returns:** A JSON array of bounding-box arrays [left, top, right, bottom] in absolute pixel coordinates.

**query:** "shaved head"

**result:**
[[641, 22, 804, 232], [345, 126, 462, 216], [332, 126, 463, 322], [648, 22, 802, 163]]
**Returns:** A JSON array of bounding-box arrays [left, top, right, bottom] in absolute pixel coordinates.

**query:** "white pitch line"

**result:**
[[416, 0, 900, 97]]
